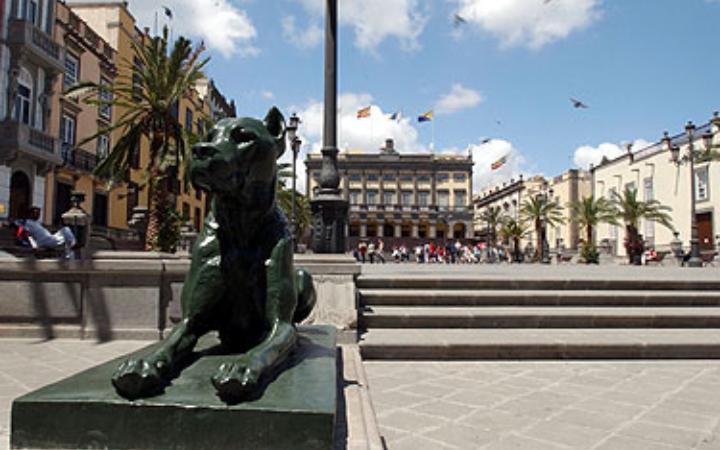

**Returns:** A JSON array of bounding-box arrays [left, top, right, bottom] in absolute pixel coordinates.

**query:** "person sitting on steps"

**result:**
[[14, 207, 77, 259]]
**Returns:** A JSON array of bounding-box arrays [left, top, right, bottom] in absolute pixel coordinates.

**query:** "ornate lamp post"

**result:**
[[286, 113, 301, 246], [311, 0, 348, 253], [663, 122, 703, 267]]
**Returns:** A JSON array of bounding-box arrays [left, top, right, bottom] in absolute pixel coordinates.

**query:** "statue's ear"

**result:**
[[264, 106, 286, 159]]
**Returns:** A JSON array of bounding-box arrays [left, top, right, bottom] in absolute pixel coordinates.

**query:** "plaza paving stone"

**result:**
[[365, 361, 720, 449]]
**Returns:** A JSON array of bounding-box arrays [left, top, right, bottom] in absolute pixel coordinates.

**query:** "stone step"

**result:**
[[359, 289, 720, 307], [361, 306, 720, 328], [357, 276, 720, 291], [359, 328, 720, 360]]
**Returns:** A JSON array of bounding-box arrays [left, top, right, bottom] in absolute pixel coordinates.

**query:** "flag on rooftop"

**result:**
[[357, 106, 371, 119], [491, 154, 508, 171], [389, 111, 401, 121], [418, 110, 433, 123]]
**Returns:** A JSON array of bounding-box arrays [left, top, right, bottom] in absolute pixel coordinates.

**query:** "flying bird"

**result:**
[[453, 14, 467, 27], [480, 138, 492, 145], [570, 98, 589, 109]]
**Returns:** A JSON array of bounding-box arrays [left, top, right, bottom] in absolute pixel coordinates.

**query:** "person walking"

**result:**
[[368, 241, 376, 264], [375, 239, 386, 263]]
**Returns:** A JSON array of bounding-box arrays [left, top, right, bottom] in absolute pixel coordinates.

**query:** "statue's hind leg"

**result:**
[[112, 220, 226, 399]]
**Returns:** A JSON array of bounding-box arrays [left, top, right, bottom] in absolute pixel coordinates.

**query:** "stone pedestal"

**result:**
[[11, 326, 337, 450]]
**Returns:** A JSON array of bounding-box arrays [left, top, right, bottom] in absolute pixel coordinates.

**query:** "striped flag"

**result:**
[[491, 154, 508, 170], [357, 106, 371, 119], [418, 110, 433, 123]]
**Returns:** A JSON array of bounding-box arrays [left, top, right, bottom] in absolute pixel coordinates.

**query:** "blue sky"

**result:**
[[126, 0, 720, 192]]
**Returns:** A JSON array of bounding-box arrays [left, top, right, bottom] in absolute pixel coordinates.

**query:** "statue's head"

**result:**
[[190, 107, 286, 205]]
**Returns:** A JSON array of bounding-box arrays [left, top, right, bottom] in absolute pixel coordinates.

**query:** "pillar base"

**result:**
[[311, 193, 348, 254]]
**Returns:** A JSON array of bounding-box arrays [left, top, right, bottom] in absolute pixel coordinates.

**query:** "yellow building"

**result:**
[[306, 139, 475, 248], [68, 1, 234, 234]]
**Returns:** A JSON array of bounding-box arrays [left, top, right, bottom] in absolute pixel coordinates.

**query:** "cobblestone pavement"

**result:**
[[0, 339, 148, 450], [365, 361, 720, 450]]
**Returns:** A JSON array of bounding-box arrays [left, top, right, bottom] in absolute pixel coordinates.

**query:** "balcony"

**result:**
[[0, 120, 62, 165], [6, 19, 64, 73], [62, 145, 98, 173]]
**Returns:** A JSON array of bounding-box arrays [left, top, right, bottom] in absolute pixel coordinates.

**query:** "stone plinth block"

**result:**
[[11, 325, 337, 450]]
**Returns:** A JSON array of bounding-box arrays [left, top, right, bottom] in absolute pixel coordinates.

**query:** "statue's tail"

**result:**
[[293, 268, 316, 323]]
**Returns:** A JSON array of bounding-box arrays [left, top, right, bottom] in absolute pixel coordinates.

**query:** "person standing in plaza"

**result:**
[[375, 239, 386, 263], [368, 241, 376, 264]]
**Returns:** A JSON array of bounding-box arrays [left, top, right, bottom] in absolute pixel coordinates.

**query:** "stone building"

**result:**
[[473, 169, 591, 251], [44, 0, 117, 228], [0, 0, 64, 221], [305, 139, 474, 249], [592, 113, 720, 258]]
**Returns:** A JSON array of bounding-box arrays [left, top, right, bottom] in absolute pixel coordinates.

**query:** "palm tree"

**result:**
[[66, 28, 208, 251], [500, 217, 530, 262], [610, 187, 674, 265], [569, 196, 619, 245], [521, 195, 565, 261], [478, 206, 505, 248], [276, 163, 311, 242]]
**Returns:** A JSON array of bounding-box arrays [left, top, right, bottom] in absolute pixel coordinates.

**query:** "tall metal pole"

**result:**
[[310, 0, 348, 253], [686, 123, 702, 267], [291, 142, 298, 242]]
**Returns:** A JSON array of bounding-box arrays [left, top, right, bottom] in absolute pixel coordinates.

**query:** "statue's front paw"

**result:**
[[111, 359, 165, 400], [211, 361, 260, 400]]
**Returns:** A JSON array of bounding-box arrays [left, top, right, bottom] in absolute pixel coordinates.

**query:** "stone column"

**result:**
[[394, 223, 401, 238], [413, 171, 419, 206], [412, 224, 419, 238], [360, 223, 367, 238], [361, 171, 367, 205], [429, 224, 437, 239]]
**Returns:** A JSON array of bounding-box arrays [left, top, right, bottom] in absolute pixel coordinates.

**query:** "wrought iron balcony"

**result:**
[[61, 145, 98, 173], [0, 120, 62, 165], [6, 19, 64, 73]]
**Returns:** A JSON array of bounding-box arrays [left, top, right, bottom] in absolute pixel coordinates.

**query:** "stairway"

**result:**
[[358, 271, 720, 360]]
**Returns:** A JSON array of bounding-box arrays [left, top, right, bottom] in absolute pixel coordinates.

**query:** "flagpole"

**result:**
[[431, 115, 435, 152], [154, 11, 158, 36]]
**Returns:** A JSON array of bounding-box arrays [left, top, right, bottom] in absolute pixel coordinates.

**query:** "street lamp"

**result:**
[[537, 184, 553, 264], [286, 113, 301, 247], [664, 122, 704, 267]]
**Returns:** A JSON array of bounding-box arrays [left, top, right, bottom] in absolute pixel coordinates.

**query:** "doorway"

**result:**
[[9, 171, 31, 220], [697, 212, 714, 251]]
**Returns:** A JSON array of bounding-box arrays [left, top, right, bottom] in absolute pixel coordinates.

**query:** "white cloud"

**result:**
[[435, 84, 483, 115], [454, 0, 602, 49], [573, 139, 653, 170], [282, 15, 323, 49], [283, 92, 424, 193], [261, 91, 275, 100], [468, 139, 528, 192], [290, 0, 428, 52], [126, 0, 258, 57]]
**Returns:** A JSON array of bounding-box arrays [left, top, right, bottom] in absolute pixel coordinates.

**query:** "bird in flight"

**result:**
[[480, 138, 492, 145], [570, 98, 589, 109], [454, 14, 467, 27]]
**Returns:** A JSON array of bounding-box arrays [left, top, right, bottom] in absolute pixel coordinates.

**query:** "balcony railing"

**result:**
[[0, 120, 61, 164], [62, 145, 98, 172], [7, 19, 64, 72]]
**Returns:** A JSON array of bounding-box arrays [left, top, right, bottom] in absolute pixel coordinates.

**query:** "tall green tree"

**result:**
[[500, 217, 530, 262], [66, 28, 208, 251], [521, 195, 565, 260], [276, 163, 311, 242], [479, 206, 505, 248], [611, 187, 674, 264], [569, 196, 619, 245]]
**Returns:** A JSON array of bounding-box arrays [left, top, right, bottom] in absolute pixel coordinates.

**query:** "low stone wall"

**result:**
[[0, 253, 360, 341]]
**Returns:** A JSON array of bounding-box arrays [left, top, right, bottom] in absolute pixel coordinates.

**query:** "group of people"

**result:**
[[354, 239, 521, 264]]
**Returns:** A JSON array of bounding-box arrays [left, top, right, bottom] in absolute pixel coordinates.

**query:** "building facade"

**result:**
[[473, 169, 591, 251], [0, 0, 64, 221], [592, 114, 720, 258], [306, 139, 474, 249], [44, 0, 117, 228], [68, 1, 233, 233]]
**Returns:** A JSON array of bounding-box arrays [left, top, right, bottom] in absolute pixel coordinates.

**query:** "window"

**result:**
[[99, 78, 112, 120], [60, 114, 76, 147], [383, 190, 395, 205], [367, 174, 378, 182], [454, 190, 467, 207], [185, 108, 194, 132], [400, 174, 413, 182], [436, 173, 449, 183], [696, 166, 709, 202], [25, 0, 39, 25], [64, 53, 79, 90], [401, 191, 413, 206], [418, 175, 431, 182], [15, 84, 31, 125], [350, 190, 361, 205], [383, 174, 396, 182], [454, 173, 467, 182], [367, 190, 378, 205], [438, 190, 449, 208], [96, 134, 110, 161], [349, 173, 361, 182], [418, 191, 429, 207]]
